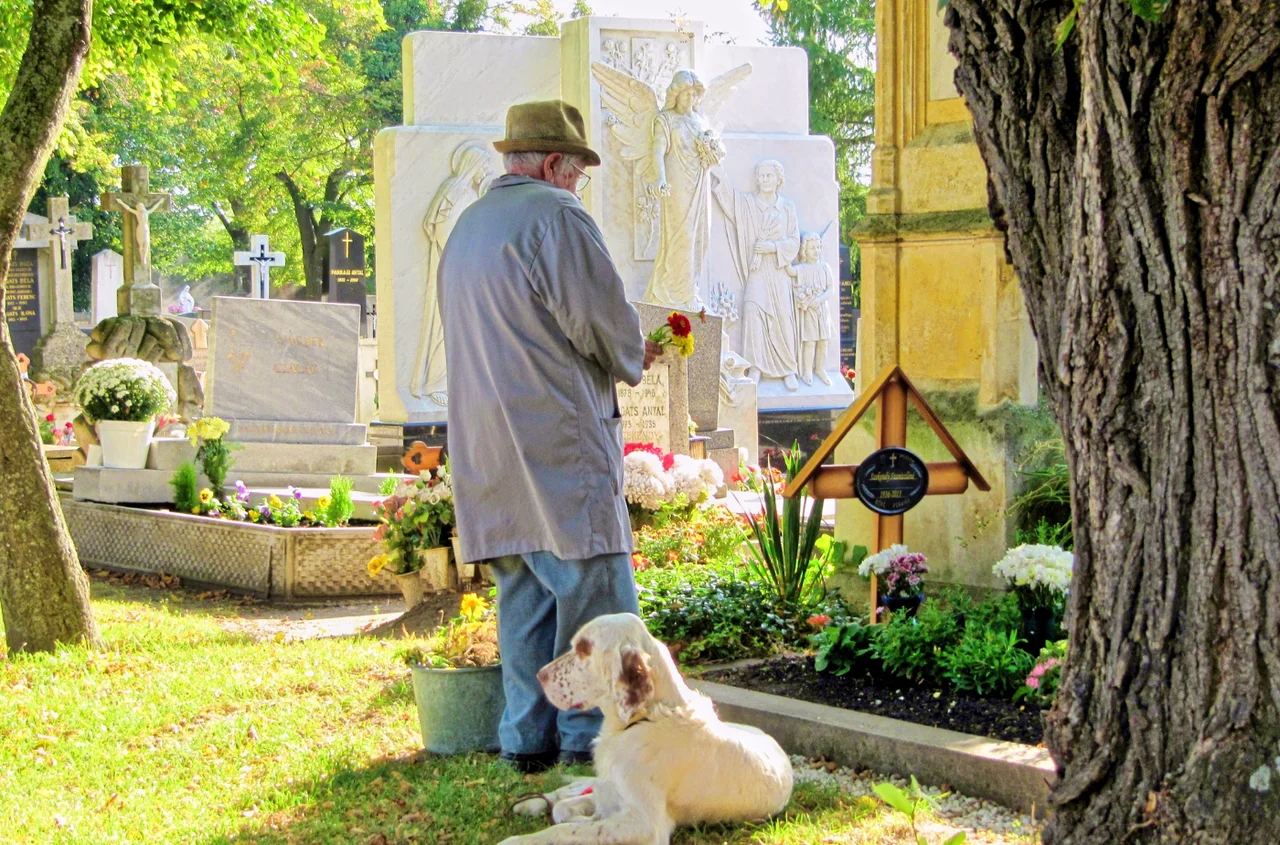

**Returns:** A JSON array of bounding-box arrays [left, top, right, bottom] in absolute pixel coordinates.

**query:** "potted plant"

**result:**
[[73, 358, 175, 469], [992, 543, 1073, 653], [367, 466, 455, 604], [859, 544, 928, 620], [399, 593, 503, 755]]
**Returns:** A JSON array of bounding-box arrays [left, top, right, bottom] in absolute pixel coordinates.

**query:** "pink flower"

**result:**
[[1025, 676, 1040, 689], [1030, 664, 1047, 677]]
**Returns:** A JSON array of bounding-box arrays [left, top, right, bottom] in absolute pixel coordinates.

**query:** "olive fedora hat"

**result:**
[[493, 100, 601, 167]]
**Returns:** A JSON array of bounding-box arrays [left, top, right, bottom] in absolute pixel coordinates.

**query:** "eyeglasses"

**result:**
[[570, 163, 591, 193]]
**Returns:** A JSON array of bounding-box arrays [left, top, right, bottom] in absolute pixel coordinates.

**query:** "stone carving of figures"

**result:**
[[117, 195, 169, 275], [177, 284, 197, 314], [712, 160, 801, 391], [785, 231, 834, 386], [719, 332, 753, 407], [411, 141, 495, 404], [591, 60, 752, 311]]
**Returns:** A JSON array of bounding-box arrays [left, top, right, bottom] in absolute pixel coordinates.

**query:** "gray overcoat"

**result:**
[[438, 175, 645, 563]]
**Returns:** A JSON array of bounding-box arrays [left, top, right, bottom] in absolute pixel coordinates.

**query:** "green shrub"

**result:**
[[744, 442, 829, 604], [867, 599, 963, 683], [939, 628, 1034, 697], [1010, 437, 1072, 549], [1014, 639, 1067, 706], [322, 475, 355, 527], [812, 619, 880, 676], [169, 462, 200, 514], [633, 503, 747, 569]]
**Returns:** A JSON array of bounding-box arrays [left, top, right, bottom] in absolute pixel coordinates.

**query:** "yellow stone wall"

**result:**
[[835, 0, 1047, 596]]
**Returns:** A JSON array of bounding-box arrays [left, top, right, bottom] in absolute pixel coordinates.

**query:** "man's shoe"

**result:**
[[499, 750, 558, 774], [557, 750, 593, 767]]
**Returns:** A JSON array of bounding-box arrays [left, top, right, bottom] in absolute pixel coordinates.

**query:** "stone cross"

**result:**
[[24, 196, 92, 327], [233, 234, 287, 299], [102, 164, 172, 316]]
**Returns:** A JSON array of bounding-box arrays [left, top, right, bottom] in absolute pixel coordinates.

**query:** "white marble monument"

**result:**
[[91, 249, 124, 324], [375, 16, 851, 424]]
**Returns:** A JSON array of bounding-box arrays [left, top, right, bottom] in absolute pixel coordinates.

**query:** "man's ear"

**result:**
[[543, 152, 564, 182], [611, 645, 654, 725]]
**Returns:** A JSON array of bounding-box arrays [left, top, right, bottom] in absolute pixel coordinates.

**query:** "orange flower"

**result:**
[[807, 614, 831, 627]]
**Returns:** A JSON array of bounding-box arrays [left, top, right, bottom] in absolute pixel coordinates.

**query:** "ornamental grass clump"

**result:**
[[399, 593, 499, 669], [73, 358, 174, 422], [743, 443, 828, 605]]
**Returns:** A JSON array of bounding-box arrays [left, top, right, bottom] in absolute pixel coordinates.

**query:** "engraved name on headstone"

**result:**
[[619, 364, 673, 452], [6, 248, 41, 358]]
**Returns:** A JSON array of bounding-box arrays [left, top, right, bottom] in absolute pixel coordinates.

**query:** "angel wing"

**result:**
[[590, 61, 660, 161], [699, 63, 753, 120]]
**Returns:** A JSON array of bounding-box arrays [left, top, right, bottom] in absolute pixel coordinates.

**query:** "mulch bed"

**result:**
[[704, 655, 1045, 746]]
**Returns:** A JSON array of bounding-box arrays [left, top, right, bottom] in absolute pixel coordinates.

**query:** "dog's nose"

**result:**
[[536, 666, 550, 685]]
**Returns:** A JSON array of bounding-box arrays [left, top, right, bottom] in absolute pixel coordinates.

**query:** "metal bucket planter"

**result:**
[[410, 663, 505, 755]]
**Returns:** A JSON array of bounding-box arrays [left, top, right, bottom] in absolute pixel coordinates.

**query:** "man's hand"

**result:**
[[643, 339, 664, 370]]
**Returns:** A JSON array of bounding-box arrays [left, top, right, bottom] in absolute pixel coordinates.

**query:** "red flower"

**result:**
[[730, 472, 744, 484], [667, 312, 693, 337], [45, 414, 55, 422], [661, 452, 676, 471], [807, 614, 831, 628], [624, 442, 665, 458]]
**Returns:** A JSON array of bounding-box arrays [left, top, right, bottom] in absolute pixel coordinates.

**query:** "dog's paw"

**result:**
[[511, 795, 551, 817], [551, 795, 596, 824]]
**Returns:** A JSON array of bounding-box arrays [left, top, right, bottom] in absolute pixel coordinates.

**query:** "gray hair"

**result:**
[[504, 151, 584, 177]]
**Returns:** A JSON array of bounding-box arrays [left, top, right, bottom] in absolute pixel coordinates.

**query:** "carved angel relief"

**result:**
[[590, 59, 752, 308]]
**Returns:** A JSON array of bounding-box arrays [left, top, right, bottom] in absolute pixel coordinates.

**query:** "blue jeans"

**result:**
[[489, 550, 640, 755]]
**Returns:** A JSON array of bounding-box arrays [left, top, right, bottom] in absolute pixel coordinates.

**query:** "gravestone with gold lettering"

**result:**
[[325, 228, 369, 335]]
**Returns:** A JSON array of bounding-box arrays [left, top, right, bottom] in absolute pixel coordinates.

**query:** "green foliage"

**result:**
[[194, 438, 235, 493], [378, 475, 399, 496], [939, 628, 1034, 697], [633, 503, 747, 569], [867, 599, 963, 683], [169, 461, 200, 514], [1014, 639, 1067, 706], [324, 475, 356, 527], [745, 443, 828, 605], [759, 0, 874, 251], [1010, 437, 1073, 550], [812, 619, 879, 676], [872, 776, 966, 845]]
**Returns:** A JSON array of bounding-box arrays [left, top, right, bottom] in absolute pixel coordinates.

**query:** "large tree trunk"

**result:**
[[0, 0, 101, 653], [276, 169, 325, 300], [945, 0, 1279, 840], [212, 198, 251, 294]]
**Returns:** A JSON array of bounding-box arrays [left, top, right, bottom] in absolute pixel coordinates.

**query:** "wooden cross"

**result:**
[[233, 234, 287, 299], [784, 364, 990, 622], [102, 165, 172, 316]]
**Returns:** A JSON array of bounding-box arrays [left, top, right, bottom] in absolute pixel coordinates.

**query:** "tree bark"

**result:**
[[945, 0, 1280, 840], [212, 198, 251, 294], [0, 0, 101, 653], [277, 169, 324, 300]]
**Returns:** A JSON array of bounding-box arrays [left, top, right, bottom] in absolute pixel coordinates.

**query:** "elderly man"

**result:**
[[438, 100, 661, 773]]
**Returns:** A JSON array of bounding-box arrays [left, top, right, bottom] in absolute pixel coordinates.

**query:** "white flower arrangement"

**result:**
[[622, 451, 673, 512], [992, 544, 1074, 608], [857, 543, 909, 578], [73, 358, 175, 423], [669, 453, 724, 505]]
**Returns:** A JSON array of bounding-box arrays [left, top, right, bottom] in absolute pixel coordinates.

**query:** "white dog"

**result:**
[[499, 613, 793, 844]]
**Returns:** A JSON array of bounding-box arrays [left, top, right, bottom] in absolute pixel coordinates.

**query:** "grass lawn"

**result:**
[[2, 580, 1034, 844]]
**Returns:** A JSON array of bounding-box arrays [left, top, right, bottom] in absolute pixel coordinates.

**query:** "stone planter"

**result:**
[[410, 663, 504, 755], [395, 571, 426, 608], [61, 496, 396, 600], [97, 419, 155, 469]]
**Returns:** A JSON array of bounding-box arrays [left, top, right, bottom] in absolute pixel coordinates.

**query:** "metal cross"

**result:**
[[233, 234, 287, 299], [342, 230, 353, 258]]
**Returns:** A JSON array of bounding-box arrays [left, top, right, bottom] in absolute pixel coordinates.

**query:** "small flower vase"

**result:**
[[1021, 604, 1059, 655], [394, 571, 426, 609], [882, 593, 924, 620], [418, 546, 455, 592], [97, 418, 156, 469]]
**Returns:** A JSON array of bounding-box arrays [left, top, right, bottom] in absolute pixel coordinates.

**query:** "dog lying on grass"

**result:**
[[500, 613, 793, 844]]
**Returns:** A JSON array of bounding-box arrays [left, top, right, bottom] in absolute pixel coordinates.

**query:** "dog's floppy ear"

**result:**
[[612, 645, 654, 724]]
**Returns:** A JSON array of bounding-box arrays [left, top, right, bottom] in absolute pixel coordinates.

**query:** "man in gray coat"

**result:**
[[438, 100, 661, 772]]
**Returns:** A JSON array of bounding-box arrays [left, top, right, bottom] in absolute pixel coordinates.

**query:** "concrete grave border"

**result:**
[[690, 679, 1056, 815]]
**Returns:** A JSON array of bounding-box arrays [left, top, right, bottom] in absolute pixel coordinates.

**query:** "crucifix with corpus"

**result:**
[[233, 234, 287, 299], [101, 165, 172, 317], [784, 364, 990, 622], [24, 196, 93, 330]]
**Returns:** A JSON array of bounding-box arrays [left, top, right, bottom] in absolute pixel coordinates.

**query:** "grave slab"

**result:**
[[147, 439, 377, 475], [226, 419, 368, 445]]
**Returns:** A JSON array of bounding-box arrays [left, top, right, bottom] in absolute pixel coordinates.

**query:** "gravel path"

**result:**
[[792, 755, 1042, 843]]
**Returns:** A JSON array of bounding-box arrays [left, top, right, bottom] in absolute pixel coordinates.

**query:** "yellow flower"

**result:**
[[367, 554, 389, 578], [671, 334, 695, 357], [316, 495, 332, 510], [268, 495, 283, 509], [459, 593, 489, 621], [199, 488, 214, 504], [191, 507, 200, 515]]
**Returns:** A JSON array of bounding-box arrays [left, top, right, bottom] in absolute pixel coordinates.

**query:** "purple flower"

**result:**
[[291, 487, 303, 501], [258, 503, 271, 517]]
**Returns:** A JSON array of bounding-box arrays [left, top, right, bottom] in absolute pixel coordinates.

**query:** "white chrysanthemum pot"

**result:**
[[96, 419, 156, 469]]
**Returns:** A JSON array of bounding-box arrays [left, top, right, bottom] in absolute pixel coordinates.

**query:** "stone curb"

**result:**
[[690, 679, 1056, 815]]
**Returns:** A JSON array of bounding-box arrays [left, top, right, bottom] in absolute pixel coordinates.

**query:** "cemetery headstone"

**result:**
[[325, 228, 368, 334], [102, 164, 172, 317], [233, 235, 286, 300], [617, 354, 689, 455], [26, 196, 93, 381], [91, 249, 124, 324], [7, 247, 41, 359], [839, 244, 858, 372]]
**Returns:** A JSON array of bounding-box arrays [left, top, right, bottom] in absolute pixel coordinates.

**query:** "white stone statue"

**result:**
[[411, 141, 495, 403], [711, 160, 801, 391], [115, 194, 169, 273], [177, 284, 197, 314], [719, 330, 753, 407], [591, 60, 752, 311], [785, 231, 834, 386]]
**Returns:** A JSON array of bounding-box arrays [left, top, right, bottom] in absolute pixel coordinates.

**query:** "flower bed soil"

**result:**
[[704, 655, 1044, 746]]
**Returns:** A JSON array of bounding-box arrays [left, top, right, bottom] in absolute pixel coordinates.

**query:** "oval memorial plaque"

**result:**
[[855, 447, 929, 515]]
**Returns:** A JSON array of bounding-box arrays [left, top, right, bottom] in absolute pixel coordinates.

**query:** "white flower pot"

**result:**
[[97, 419, 156, 469]]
